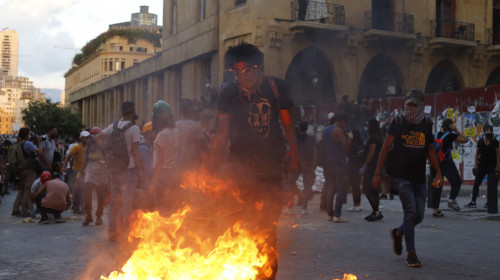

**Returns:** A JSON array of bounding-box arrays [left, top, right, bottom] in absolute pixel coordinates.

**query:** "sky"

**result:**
[[0, 0, 163, 90]]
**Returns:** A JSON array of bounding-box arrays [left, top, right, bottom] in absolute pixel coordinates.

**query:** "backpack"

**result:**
[[104, 121, 134, 174], [9, 140, 32, 172], [433, 131, 451, 163]]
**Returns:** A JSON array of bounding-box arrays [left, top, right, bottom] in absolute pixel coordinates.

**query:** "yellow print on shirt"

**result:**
[[401, 131, 426, 148]]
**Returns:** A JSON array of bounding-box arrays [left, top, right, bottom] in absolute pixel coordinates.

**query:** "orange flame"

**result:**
[[101, 170, 275, 280]]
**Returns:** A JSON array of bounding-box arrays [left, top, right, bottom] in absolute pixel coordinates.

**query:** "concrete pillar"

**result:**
[[145, 77, 153, 119], [82, 98, 87, 127]]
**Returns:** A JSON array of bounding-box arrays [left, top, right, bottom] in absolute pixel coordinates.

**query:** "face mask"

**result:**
[[485, 133, 494, 140], [403, 104, 424, 124]]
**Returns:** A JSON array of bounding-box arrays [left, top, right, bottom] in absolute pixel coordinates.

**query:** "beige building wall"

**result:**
[[64, 36, 159, 98], [68, 0, 500, 128], [0, 29, 18, 77]]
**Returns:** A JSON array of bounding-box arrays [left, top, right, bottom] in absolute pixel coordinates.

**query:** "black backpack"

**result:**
[[104, 121, 134, 174]]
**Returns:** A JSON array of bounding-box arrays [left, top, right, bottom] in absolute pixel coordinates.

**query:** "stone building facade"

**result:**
[[68, 0, 500, 128]]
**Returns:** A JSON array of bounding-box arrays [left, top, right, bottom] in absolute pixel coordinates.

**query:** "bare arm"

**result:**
[[428, 144, 443, 187], [280, 109, 299, 171], [208, 113, 230, 169], [61, 149, 74, 172], [32, 184, 47, 201], [449, 124, 468, 144], [372, 134, 395, 188], [332, 127, 351, 151], [34, 148, 51, 172]]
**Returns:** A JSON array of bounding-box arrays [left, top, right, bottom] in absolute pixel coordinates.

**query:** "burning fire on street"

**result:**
[[99, 169, 357, 280], [100, 170, 275, 280]]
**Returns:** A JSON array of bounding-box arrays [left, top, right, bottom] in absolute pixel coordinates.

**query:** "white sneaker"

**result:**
[[333, 216, 348, 223], [300, 209, 308, 215], [326, 215, 333, 221], [347, 206, 362, 212]]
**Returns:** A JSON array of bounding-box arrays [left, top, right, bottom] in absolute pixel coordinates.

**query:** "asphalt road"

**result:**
[[0, 187, 499, 280]]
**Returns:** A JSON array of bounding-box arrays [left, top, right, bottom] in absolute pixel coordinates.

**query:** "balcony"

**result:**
[[429, 20, 476, 49], [487, 27, 500, 57], [289, 1, 347, 38], [364, 11, 416, 41]]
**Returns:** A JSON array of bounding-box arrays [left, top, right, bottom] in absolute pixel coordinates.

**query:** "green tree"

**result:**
[[21, 99, 84, 138]]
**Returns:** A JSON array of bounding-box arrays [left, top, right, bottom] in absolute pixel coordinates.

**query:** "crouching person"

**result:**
[[32, 172, 71, 224]]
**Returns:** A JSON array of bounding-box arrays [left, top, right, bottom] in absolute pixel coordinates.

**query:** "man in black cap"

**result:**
[[372, 88, 443, 268]]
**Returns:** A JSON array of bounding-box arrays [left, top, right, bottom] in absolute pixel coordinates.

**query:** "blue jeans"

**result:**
[[394, 178, 427, 253], [326, 163, 348, 217], [108, 168, 138, 236]]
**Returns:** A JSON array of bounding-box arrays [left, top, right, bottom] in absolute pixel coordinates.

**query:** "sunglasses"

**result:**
[[229, 65, 259, 74]]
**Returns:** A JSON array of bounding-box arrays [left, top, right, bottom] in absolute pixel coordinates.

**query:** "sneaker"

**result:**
[[448, 201, 460, 211], [347, 206, 362, 212], [95, 217, 103, 226], [433, 210, 444, 217], [39, 218, 49, 224], [365, 211, 384, 222], [380, 194, 388, 200], [82, 219, 92, 227], [406, 252, 422, 268], [333, 216, 348, 223], [11, 211, 21, 217], [390, 228, 403, 256], [326, 215, 333, 221], [300, 209, 308, 215], [464, 201, 477, 208], [55, 218, 66, 223]]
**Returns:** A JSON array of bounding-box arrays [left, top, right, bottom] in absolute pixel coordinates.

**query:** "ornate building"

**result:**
[[67, 0, 500, 128]]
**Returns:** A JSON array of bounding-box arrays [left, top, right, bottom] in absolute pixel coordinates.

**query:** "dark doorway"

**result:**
[[425, 60, 462, 93], [486, 67, 500, 86], [285, 47, 335, 106], [372, 0, 394, 31], [436, 0, 456, 37], [493, 0, 500, 44], [358, 53, 402, 100]]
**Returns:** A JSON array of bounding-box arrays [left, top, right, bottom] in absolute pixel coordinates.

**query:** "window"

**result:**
[[121, 60, 125, 70], [130, 47, 134, 52], [109, 61, 113, 71], [136, 47, 147, 53], [234, 0, 246, 7], [115, 61, 120, 71], [119, 46, 123, 51]]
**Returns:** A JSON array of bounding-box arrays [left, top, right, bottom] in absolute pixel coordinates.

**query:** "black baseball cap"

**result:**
[[405, 88, 424, 105]]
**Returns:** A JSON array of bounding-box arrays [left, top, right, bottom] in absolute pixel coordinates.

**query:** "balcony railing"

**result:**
[[364, 11, 414, 33], [488, 27, 500, 45], [290, 1, 345, 25], [430, 20, 475, 41]]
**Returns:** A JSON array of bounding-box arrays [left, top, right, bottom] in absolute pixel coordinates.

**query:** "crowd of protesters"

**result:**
[[0, 42, 498, 275]]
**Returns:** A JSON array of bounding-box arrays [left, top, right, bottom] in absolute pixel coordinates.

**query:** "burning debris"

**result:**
[[100, 169, 277, 280]]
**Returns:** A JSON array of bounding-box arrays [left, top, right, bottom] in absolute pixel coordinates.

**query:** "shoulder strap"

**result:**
[[440, 132, 450, 140], [266, 76, 280, 110]]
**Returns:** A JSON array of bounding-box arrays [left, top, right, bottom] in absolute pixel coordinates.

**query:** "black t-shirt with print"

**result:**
[[435, 131, 458, 161], [387, 117, 434, 184], [477, 138, 499, 167], [217, 76, 294, 172]]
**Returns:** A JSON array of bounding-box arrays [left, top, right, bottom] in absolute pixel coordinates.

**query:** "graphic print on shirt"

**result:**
[[401, 131, 426, 149], [248, 96, 272, 138]]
